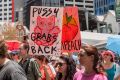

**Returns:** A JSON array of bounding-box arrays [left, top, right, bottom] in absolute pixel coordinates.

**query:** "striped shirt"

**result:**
[[19, 57, 42, 80]]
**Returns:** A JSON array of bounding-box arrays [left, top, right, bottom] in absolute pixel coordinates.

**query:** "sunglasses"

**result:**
[[57, 62, 66, 67], [104, 54, 111, 56], [12, 54, 18, 56]]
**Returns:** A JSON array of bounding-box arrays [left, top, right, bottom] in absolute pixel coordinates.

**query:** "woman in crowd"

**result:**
[[35, 55, 55, 80], [55, 55, 76, 80], [73, 45, 107, 80], [102, 50, 120, 80]]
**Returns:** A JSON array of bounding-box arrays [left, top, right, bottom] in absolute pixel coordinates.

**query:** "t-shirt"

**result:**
[[105, 63, 116, 80], [73, 70, 108, 80], [0, 60, 27, 80]]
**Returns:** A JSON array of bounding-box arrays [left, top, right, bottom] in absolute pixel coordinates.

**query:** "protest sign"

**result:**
[[62, 7, 81, 53], [30, 6, 63, 55], [6, 40, 21, 51]]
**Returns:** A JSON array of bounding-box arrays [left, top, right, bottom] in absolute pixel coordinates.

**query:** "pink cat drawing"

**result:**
[[33, 16, 60, 46]]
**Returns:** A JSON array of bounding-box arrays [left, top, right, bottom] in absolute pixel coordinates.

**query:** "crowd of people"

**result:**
[[0, 38, 120, 80]]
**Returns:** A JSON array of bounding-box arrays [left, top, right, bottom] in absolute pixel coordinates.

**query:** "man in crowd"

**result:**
[[0, 40, 27, 80], [19, 43, 42, 80]]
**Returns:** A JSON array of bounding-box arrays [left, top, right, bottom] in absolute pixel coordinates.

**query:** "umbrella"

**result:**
[[106, 35, 120, 54], [5, 40, 21, 51]]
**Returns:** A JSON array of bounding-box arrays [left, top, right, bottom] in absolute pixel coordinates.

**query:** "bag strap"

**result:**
[[25, 58, 31, 74]]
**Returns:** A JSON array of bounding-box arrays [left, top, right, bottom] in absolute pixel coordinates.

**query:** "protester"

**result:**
[[73, 45, 107, 80], [9, 50, 20, 62], [19, 43, 42, 80], [0, 40, 27, 80], [55, 55, 76, 80], [35, 55, 55, 80], [102, 50, 120, 80]]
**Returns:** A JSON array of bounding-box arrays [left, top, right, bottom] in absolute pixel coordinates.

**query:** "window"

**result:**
[[4, 13, 7, 15], [4, 0, 7, 2], [85, 6, 93, 8], [0, 18, 2, 20], [65, 4, 73, 6], [9, 3, 12, 6], [65, 0, 73, 1], [9, 17, 12, 19], [4, 4, 7, 6], [85, 1, 93, 3], [9, 8, 12, 10], [0, 9, 2, 11], [4, 9, 7, 11], [76, 0, 83, 2], [0, 5, 2, 7], [9, 13, 12, 15], [4, 17, 7, 20], [76, 5, 83, 7]]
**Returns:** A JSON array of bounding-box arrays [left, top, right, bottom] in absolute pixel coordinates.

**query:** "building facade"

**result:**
[[64, 0, 94, 14], [0, 0, 14, 22], [14, 0, 24, 22], [95, 0, 115, 15], [23, 0, 98, 31]]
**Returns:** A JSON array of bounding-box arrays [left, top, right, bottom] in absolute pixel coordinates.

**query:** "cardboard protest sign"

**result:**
[[30, 6, 63, 55], [62, 7, 81, 52], [2, 23, 18, 40]]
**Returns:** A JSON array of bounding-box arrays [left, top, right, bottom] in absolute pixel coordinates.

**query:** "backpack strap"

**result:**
[[114, 63, 116, 72], [25, 58, 31, 74]]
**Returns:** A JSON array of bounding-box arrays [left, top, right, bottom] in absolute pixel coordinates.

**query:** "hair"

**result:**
[[21, 43, 29, 54], [81, 45, 99, 73], [0, 40, 7, 58], [35, 55, 45, 61], [56, 56, 76, 80]]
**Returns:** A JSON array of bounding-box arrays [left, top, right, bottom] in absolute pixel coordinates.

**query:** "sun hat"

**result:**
[[101, 50, 115, 59]]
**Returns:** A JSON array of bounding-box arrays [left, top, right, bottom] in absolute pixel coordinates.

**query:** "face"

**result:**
[[57, 59, 67, 74], [78, 49, 93, 66], [19, 44, 27, 56], [103, 54, 112, 62], [11, 54, 19, 61]]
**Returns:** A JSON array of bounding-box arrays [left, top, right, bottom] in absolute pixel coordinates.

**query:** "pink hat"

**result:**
[[101, 50, 115, 59]]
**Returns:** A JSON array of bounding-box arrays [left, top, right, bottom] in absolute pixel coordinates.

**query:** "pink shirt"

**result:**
[[73, 70, 108, 80]]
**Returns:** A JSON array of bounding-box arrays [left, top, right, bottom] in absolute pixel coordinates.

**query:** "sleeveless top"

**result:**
[[105, 63, 116, 80]]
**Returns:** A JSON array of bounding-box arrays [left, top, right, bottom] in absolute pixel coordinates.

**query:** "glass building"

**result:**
[[94, 0, 115, 15]]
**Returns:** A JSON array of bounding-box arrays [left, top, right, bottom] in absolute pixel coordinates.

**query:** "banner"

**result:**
[[115, 0, 120, 22], [30, 6, 63, 55], [62, 7, 81, 53]]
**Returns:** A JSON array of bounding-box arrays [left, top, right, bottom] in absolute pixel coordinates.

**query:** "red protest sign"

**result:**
[[62, 7, 81, 52], [5, 40, 21, 51]]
